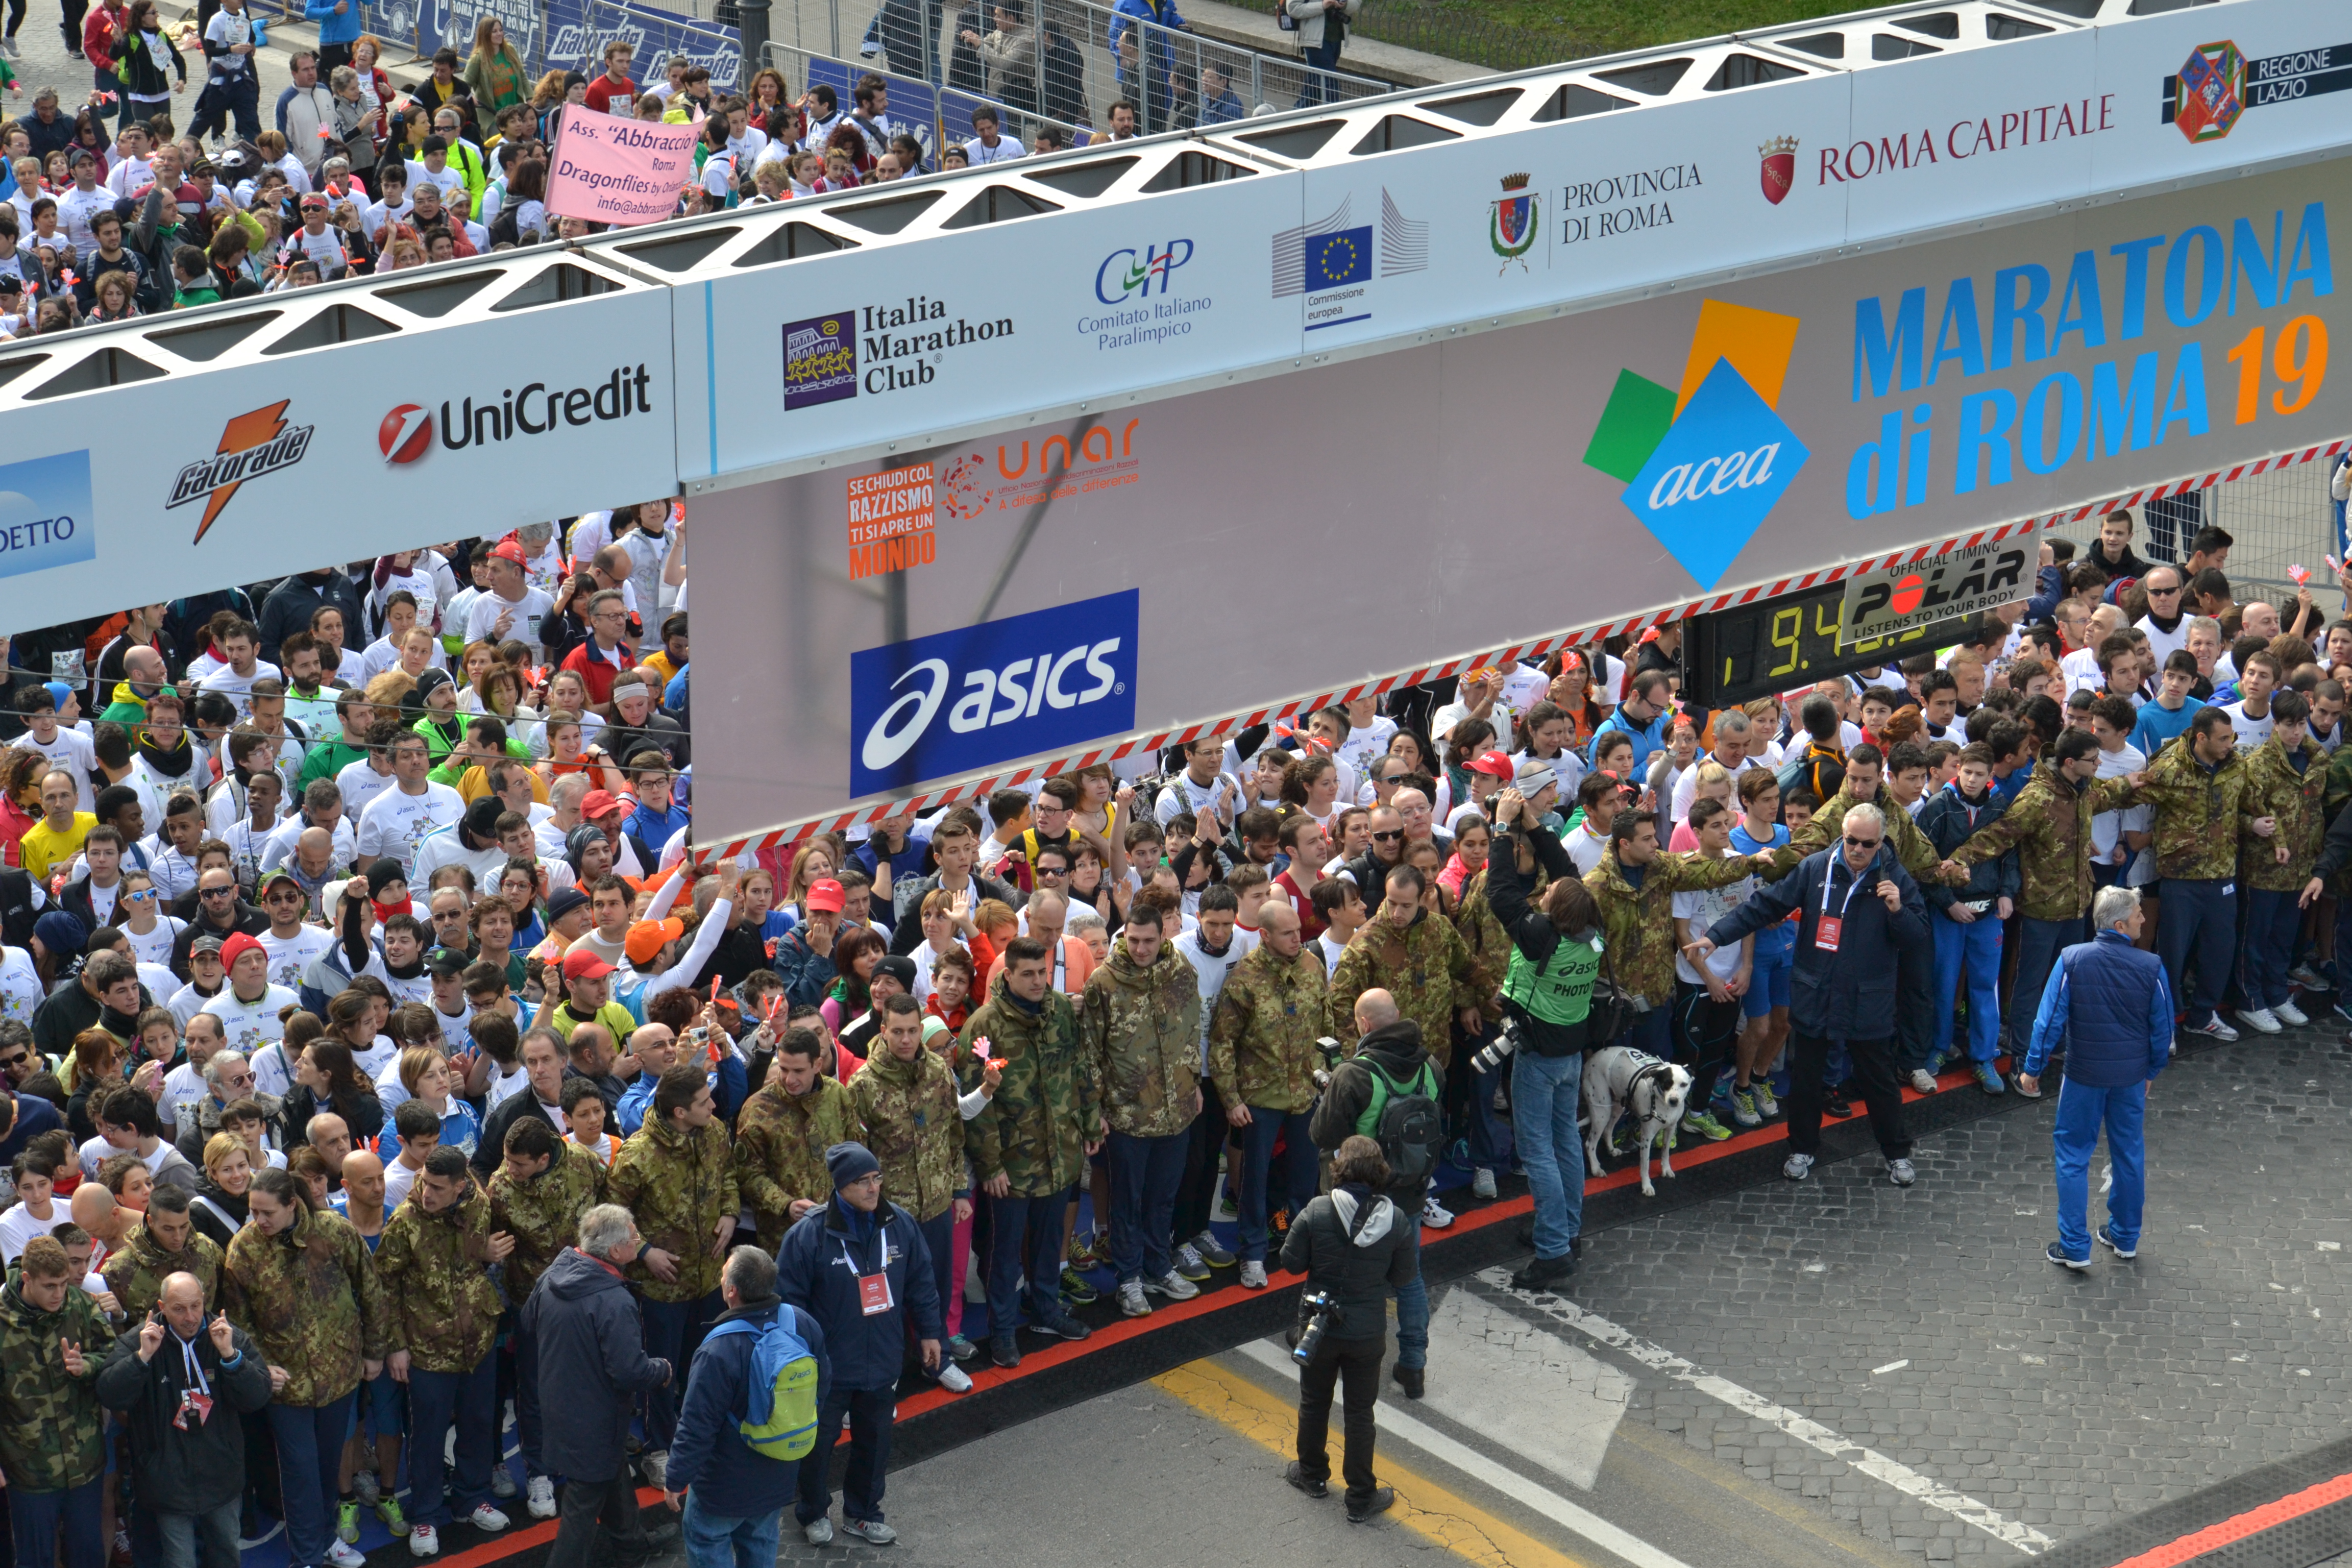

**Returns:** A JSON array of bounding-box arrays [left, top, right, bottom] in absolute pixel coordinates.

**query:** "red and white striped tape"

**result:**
[[698, 438, 2351, 864]]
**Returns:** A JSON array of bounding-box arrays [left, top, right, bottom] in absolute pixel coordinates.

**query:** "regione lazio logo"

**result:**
[[2173, 40, 2246, 143], [849, 590, 1139, 797], [1490, 174, 1537, 273], [1579, 300, 1809, 590], [1758, 136, 1797, 205]]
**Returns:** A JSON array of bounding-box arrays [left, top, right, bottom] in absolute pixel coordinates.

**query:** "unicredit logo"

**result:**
[[379, 404, 432, 464]]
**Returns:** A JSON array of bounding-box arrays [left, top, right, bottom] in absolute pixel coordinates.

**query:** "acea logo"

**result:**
[[849, 589, 1140, 796], [1580, 300, 1810, 590]]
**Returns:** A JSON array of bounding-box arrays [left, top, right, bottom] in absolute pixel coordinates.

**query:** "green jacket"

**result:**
[[101, 1221, 224, 1324], [376, 1186, 504, 1373], [0, 1277, 109, 1491], [487, 1142, 605, 1305], [606, 1115, 739, 1304], [2128, 736, 2258, 881], [1582, 850, 1758, 1008], [1206, 940, 1329, 1114], [1327, 909, 1480, 1067], [222, 1207, 389, 1408], [1765, 783, 1939, 883], [1950, 760, 2133, 922], [1079, 938, 1202, 1140], [298, 738, 371, 792], [2237, 733, 2328, 892], [846, 1042, 965, 1223], [733, 1074, 863, 1241], [959, 988, 1097, 1197]]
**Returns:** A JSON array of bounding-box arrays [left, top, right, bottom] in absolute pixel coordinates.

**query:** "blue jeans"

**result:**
[[2006, 914, 2087, 1054], [986, 1185, 1074, 1332], [796, 1384, 892, 1525], [406, 1349, 498, 1526], [2239, 887, 2301, 1011], [10, 1477, 102, 1568], [511, 1311, 545, 1477], [682, 1491, 781, 1568], [2053, 1077, 2146, 1258], [2156, 876, 2235, 1026], [1105, 1128, 1188, 1284], [916, 1206, 957, 1342], [1392, 1217, 1427, 1370], [1932, 909, 2005, 1064], [1463, 1035, 1515, 1169], [268, 1393, 356, 1568], [1511, 1047, 1584, 1260], [1236, 1106, 1318, 1265], [1294, 37, 1343, 106], [641, 1290, 722, 1450], [155, 1500, 241, 1568]]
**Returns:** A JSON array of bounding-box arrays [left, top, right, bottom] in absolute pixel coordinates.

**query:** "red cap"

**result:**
[[560, 947, 617, 982], [580, 789, 624, 820], [1466, 750, 1514, 780], [219, 931, 266, 970], [491, 536, 528, 567], [805, 877, 846, 914]]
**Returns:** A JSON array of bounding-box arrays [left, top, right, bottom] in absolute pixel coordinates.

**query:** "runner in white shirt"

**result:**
[[200, 933, 301, 1063], [252, 869, 333, 994], [337, 750, 398, 822], [11, 694, 97, 810], [355, 731, 465, 879], [462, 543, 554, 660]]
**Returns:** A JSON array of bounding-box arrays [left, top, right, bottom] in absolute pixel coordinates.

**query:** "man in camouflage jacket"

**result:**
[[1583, 815, 1757, 1050], [0, 1236, 111, 1558], [733, 1025, 864, 1249], [377, 1147, 513, 1543], [485, 1113, 602, 1499], [960, 935, 1100, 1359], [1207, 900, 1331, 1275], [1078, 905, 1202, 1308], [102, 1186, 223, 1321], [604, 1063, 739, 1461], [2233, 691, 2325, 1026], [1941, 731, 2138, 1057], [848, 994, 969, 1359], [1328, 862, 1481, 1067]]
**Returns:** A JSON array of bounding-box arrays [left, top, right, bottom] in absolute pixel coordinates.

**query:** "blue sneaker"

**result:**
[[2096, 1223, 2137, 1260], [2046, 1242, 2091, 1271], [1975, 1062, 2005, 1094]]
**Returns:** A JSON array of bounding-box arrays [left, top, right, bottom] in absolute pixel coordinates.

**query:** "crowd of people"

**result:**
[[0, 494, 2347, 1561]]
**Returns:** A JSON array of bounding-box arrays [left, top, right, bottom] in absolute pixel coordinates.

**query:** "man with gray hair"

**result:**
[[524, 1203, 681, 1568], [2019, 886, 2173, 1270]]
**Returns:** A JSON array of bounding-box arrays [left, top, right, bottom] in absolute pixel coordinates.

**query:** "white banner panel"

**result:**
[[2089, 0, 2352, 193]]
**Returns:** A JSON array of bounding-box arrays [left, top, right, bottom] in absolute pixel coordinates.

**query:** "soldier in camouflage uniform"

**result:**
[[2233, 690, 2326, 1030], [1582, 814, 1757, 1051], [485, 1113, 603, 1515], [0, 1236, 111, 1567], [1761, 746, 1942, 884], [1328, 862, 1482, 1067], [1207, 900, 1329, 1281], [1942, 729, 2138, 1060], [959, 933, 1101, 1365], [2116, 709, 2272, 1037], [102, 1183, 223, 1321], [1077, 903, 1203, 1314], [733, 1024, 864, 1249], [604, 1062, 740, 1474], [848, 993, 971, 1366], [222, 1167, 389, 1568], [377, 1146, 516, 1549]]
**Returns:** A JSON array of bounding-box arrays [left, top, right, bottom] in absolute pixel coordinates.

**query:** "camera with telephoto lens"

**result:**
[[1473, 1013, 1526, 1075], [1309, 1035, 1343, 1090], [1291, 1289, 1342, 1364]]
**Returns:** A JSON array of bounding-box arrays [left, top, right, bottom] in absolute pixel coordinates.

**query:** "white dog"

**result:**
[[1582, 1046, 1693, 1198]]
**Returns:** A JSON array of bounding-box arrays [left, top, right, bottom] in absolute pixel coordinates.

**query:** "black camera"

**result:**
[[1473, 1014, 1526, 1075], [1291, 1289, 1342, 1364], [1309, 1035, 1343, 1090]]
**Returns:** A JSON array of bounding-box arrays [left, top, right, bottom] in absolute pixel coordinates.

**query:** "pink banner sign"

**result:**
[[547, 108, 701, 228]]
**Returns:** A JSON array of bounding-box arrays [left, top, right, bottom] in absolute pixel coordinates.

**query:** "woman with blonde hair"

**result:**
[[190, 1132, 253, 1248]]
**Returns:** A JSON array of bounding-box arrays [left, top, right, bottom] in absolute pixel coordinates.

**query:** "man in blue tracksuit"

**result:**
[[775, 1142, 943, 1550], [1915, 747, 2019, 1093], [664, 1246, 830, 1568], [2020, 886, 2174, 1269]]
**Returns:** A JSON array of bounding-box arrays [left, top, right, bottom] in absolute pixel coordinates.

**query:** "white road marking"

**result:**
[[1423, 1287, 1632, 1491], [1871, 1360, 1909, 1376], [1236, 1339, 1697, 1568], [1478, 1269, 2055, 1556]]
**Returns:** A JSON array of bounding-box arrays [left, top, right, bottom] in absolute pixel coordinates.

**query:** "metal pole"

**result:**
[[739, 0, 772, 81], [828, 0, 839, 58]]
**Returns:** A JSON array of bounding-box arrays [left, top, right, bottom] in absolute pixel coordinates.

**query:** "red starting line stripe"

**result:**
[[2107, 1468, 2352, 1568]]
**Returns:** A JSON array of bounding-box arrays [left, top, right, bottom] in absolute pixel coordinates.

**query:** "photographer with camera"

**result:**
[[1279, 1134, 1419, 1523], [1482, 787, 1605, 1291]]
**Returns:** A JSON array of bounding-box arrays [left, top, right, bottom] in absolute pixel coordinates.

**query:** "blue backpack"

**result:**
[[705, 1310, 821, 1461]]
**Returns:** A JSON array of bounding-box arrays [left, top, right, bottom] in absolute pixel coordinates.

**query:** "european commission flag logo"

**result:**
[[1308, 227, 1373, 288]]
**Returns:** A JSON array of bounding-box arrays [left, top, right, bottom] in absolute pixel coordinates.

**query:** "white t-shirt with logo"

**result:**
[[257, 925, 333, 992], [200, 984, 301, 1059], [357, 781, 466, 876]]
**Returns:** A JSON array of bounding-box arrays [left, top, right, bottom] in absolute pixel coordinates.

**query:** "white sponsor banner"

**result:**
[[1839, 536, 2037, 644], [0, 286, 678, 629], [671, 173, 1307, 482]]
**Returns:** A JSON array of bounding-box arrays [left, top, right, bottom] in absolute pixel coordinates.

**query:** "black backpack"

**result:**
[[1361, 1057, 1442, 1188]]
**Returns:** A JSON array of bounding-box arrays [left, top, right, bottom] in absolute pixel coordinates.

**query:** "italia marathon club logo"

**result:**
[[1579, 299, 1810, 591], [2165, 36, 2352, 145]]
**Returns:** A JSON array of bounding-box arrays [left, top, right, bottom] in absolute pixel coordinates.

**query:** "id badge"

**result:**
[[174, 1390, 213, 1431], [857, 1269, 894, 1316], [1814, 915, 1842, 952]]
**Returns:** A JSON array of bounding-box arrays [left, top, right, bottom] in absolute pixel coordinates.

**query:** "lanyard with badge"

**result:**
[[173, 1336, 214, 1430], [843, 1239, 892, 1315], [1815, 864, 1867, 953]]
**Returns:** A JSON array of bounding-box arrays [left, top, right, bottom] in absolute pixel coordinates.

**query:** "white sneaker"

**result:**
[[328, 1544, 368, 1568], [805, 1516, 835, 1545], [2194, 1016, 2241, 1042], [1420, 1194, 1455, 1229], [1118, 1279, 1152, 1317], [526, 1476, 555, 1520], [409, 1524, 440, 1559], [465, 1502, 509, 1532], [935, 1360, 974, 1392], [1907, 1068, 1938, 1094], [489, 1467, 518, 1500], [2276, 999, 2310, 1027], [1240, 1259, 1268, 1289], [2239, 1006, 2282, 1035], [1472, 1167, 1498, 1200], [640, 1449, 668, 1489], [1144, 1268, 1199, 1300], [1782, 1153, 1815, 1182]]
